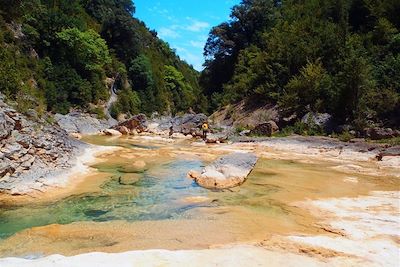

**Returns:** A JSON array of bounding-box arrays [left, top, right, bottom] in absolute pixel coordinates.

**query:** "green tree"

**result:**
[[335, 35, 375, 125], [281, 60, 334, 115], [164, 65, 195, 114], [56, 28, 111, 72]]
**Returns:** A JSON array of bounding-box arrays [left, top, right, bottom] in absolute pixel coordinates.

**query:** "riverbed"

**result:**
[[0, 135, 398, 265]]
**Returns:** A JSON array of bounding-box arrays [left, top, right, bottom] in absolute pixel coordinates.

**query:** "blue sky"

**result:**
[[134, 0, 240, 71]]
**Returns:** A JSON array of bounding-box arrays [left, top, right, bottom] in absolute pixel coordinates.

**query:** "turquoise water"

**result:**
[[1, 136, 380, 241], [0, 156, 210, 238]]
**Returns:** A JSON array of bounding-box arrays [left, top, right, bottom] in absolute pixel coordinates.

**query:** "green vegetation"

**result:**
[[335, 131, 355, 142], [0, 0, 203, 117], [367, 137, 400, 146], [1, 0, 398, 129], [202, 0, 400, 130]]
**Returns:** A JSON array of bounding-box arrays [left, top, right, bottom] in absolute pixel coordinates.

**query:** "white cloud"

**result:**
[[175, 46, 204, 71], [158, 27, 180, 39], [189, 40, 204, 49], [148, 5, 176, 22], [186, 20, 210, 32]]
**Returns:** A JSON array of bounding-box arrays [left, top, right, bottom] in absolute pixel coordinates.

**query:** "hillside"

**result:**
[[0, 0, 205, 118], [201, 0, 400, 132]]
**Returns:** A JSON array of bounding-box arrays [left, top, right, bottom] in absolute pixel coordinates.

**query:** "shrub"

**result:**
[[337, 131, 354, 142]]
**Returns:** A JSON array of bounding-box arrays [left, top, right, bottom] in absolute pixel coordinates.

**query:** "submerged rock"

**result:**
[[118, 173, 141, 185], [188, 152, 258, 189]]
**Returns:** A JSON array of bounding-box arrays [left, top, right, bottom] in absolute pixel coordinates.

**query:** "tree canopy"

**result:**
[[201, 0, 400, 129], [0, 0, 203, 117]]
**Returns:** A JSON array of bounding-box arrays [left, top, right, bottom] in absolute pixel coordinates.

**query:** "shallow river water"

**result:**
[[0, 136, 397, 257]]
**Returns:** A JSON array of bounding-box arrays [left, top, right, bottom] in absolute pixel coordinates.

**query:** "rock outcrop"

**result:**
[[55, 112, 114, 135], [103, 129, 122, 136], [110, 113, 207, 137], [112, 114, 148, 133], [364, 127, 400, 140], [148, 113, 207, 136], [205, 133, 228, 143], [0, 94, 84, 194], [171, 113, 207, 135], [188, 153, 258, 189], [301, 112, 334, 133], [209, 100, 279, 129], [250, 121, 279, 137]]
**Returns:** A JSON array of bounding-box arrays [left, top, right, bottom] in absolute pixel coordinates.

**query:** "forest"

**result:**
[[0, 0, 399, 131], [201, 0, 400, 130], [0, 0, 205, 117]]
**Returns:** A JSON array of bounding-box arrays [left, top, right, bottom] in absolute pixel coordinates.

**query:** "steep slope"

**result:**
[[0, 0, 205, 119], [201, 0, 400, 130]]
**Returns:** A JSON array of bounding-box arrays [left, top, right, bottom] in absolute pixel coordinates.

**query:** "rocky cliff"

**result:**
[[0, 94, 85, 195]]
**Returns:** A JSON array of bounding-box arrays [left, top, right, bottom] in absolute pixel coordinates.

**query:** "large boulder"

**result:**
[[103, 129, 122, 136], [171, 113, 207, 135], [250, 121, 279, 137], [188, 153, 258, 189], [205, 133, 228, 143], [115, 125, 130, 135], [118, 173, 141, 185], [113, 114, 147, 133], [301, 112, 334, 132], [146, 113, 207, 136], [364, 127, 400, 140], [55, 112, 112, 135]]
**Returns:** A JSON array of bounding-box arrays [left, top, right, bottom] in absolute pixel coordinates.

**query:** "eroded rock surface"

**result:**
[[0, 95, 84, 195], [112, 114, 148, 133], [55, 112, 114, 135], [364, 127, 400, 140], [301, 112, 334, 133], [250, 121, 279, 137], [188, 153, 258, 189]]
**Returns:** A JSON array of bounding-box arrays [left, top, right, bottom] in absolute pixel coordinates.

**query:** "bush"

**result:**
[[277, 120, 325, 136], [337, 131, 354, 142], [235, 125, 248, 134], [90, 106, 106, 119], [109, 102, 120, 119]]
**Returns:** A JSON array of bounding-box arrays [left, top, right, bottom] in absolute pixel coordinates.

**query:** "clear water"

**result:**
[[0, 136, 391, 241], [0, 154, 210, 239]]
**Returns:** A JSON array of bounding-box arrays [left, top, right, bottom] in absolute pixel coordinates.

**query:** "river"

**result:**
[[0, 135, 398, 262]]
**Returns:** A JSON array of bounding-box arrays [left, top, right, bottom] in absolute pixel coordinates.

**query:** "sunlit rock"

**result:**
[[188, 152, 258, 189], [103, 129, 122, 136]]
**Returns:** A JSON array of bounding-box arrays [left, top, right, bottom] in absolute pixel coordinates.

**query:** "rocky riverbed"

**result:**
[[0, 95, 399, 266], [0, 134, 398, 266], [0, 95, 89, 195]]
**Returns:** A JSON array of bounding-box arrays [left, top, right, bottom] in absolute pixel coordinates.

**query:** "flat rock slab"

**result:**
[[188, 153, 258, 189]]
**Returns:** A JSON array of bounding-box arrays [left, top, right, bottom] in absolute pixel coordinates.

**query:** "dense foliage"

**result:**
[[0, 0, 203, 116], [201, 0, 400, 129]]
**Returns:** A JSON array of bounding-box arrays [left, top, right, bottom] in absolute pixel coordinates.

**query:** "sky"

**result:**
[[134, 0, 240, 71]]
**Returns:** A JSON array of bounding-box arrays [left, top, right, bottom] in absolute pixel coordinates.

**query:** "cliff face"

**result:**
[[0, 94, 84, 195]]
